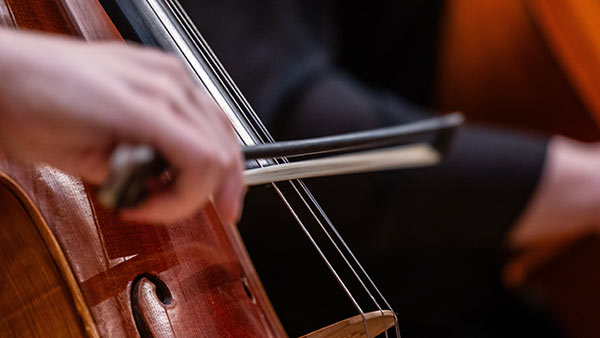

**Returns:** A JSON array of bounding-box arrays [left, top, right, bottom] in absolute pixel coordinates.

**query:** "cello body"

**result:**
[[0, 1, 286, 337], [436, 1, 600, 337], [436, 0, 600, 142]]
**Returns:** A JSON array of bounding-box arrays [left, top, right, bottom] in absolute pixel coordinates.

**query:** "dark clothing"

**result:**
[[176, 1, 559, 337]]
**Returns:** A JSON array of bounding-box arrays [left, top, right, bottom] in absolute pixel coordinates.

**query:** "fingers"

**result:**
[[77, 43, 246, 223], [0, 33, 246, 224], [120, 145, 244, 224], [213, 151, 246, 224], [75, 147, 113, 184], [178, 89, 246, 223], [119, 98, 245, 223], [120, 158, 220, 223]]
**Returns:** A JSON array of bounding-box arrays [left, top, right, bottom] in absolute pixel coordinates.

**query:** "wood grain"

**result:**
[[436, 2, 600, 337], [0, 179, 86, 337], [3, 0, 76, 34], [528, 0, 600, 127], [59, 0, 121, 40]]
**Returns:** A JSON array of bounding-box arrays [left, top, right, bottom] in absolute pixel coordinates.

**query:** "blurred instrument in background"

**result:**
[[436, 1, 600, 337]]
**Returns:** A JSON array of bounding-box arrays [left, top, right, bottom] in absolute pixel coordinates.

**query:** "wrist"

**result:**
[[509, 136, 600, 248], [549, 137, 600, 224]]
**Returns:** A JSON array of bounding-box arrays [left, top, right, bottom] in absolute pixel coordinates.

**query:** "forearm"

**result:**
[[0, 28, 27, 78], [509, 136, 600, 248], [270, 68, 548, 254]]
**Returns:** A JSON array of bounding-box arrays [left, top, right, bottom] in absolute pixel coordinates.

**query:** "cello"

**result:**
[[0, 0, 289, 333], [436, 1, 600, 337], [0, 0, 459, 336]]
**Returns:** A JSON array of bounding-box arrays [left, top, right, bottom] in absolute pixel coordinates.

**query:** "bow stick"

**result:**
[[98, 113, 462, 209]]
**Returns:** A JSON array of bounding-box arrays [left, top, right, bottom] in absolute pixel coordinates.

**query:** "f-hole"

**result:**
[[241, 274, 256, 304], [130, 273, 173, 338]]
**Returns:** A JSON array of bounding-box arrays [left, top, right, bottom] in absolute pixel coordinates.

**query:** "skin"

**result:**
[[510, 136, 600, 248], [0, 28, 245, 224]]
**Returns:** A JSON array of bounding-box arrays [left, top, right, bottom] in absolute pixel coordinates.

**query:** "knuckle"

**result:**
[[195, 91, 220, 112], [191, 146, 218, 167], [213, 151, 230, 170], [162, 56, 187, 76], [134, 46, 166, 62], [216, 108, 232, 125], [197, 91, 214, 105], [155, 78, 182, 104], [148, 98, 172, 117]]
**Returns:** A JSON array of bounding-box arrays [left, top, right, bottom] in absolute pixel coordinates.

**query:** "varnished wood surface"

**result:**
[[0, 0, 287, 336], [2, 0, 76, 34], [436, 1, 600, 337], [0, 180, 86, 337], [300, 311, 395, 338], [524, 235, 600, 338], [436, 0, 600, 141], [528, 0, 600, 127], [59, 0, 121, 40], [1, 157, 287, 337]]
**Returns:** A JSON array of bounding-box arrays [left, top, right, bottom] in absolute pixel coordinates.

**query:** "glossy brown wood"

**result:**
[[0, 0, 287, 336], [436, 1, 600, 337], [520, 235, 600, 338], [528, 0, 600, 127], [0, 177, 88, 337], [2, 0, 76, 34], [435, 0, 600, 141]]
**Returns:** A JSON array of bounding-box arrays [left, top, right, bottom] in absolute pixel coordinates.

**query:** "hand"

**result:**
[[509, 135, 600, 248], [0, 29, 244, 224]]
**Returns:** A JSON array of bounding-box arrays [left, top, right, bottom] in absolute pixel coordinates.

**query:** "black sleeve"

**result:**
[[270, 71, 548, 255], [179, 0, 548, 255]]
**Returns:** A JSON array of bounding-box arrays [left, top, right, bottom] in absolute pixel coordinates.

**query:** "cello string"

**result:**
[[161, 1, 397, 335], [270, 182, 370, 338], [164, 1, 397, 335], [162, 0, 383, 326], [288, 180, 393, 338], [163, 0, 269, 145], [158, 0, 267, 146], [302, 182, 402, 338]]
